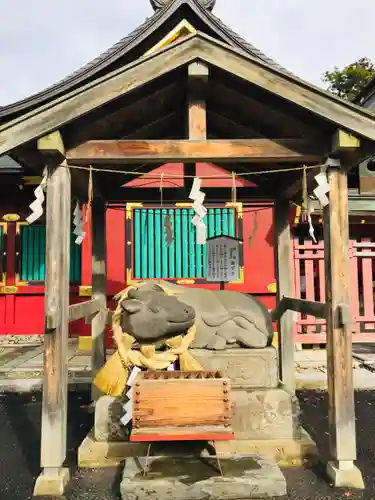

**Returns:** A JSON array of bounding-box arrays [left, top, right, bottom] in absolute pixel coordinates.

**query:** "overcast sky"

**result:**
[[1, 0, 375, 106]]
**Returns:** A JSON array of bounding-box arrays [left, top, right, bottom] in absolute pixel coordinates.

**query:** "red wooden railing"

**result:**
[[293, 236, 375, 344]]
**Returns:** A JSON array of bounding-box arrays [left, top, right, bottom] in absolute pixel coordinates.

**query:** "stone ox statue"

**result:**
[[119, 280, 274, 349]]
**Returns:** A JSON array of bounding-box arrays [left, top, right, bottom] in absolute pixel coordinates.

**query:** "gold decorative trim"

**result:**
[[0, 222, 7, 235], [176, 279, 195, 285], [144, 19, 197, 56], [272, 331, 278, 347], [79, 285, 92, 297], [225, 202, 243, 219], [16, 221, 28, 234], [23, 176, 42, 186], [267, 282, 277, 293], [14, 278, 29, 286], [293, 205, 302, 226], [0, 286, 18, 294], [126, 268, 140, 285], [3, 214, 20, 222], [78, 336, 92, 351], [126, 203, 143, 220], [175, 203, 193, 207], [0, 222, 7, 285], [15, 223, 30, 286]]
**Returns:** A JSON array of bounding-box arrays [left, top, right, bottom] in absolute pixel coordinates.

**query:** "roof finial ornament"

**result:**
[[150, 0, 216, 12]]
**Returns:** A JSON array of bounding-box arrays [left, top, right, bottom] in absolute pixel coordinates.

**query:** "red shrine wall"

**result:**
[[2, 190, 375, 345], [74, 202, 277, 344], [0, 163, 278, 342]]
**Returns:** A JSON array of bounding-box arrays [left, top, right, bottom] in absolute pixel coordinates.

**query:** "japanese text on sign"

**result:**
[[206, 236, 240, 282]]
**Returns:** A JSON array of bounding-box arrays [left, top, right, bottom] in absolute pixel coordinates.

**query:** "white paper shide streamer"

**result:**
[[307, 198, 317, 244], [26, 169, 48, 224], [307, 157, 341, 243], [189, 177, 207, 244], [313, 157, 339, 207], [73, 202, 86, 245], [120, 366, 141, 427]]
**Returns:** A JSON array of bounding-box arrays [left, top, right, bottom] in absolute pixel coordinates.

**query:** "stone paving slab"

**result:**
[[120, 455, 286, 499], [296, 365, 375, 390], [0, 345, 36, 368]]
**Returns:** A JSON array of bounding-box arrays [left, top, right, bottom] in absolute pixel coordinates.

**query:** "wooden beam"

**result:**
[[37, 130, 91, 203], [332, 129, 360, 155], [37, 130, 65, 163], [91, 199, 107, 400], [187, 62, 208, 140], [185, 61, 208, 191], [68, 298, 102, 322], [37, 162, 71, 491], [274, 199, 295, 394], [323, 167, 363, 487], [188, 60, 209, 81], [283, 133, 368, 201], [67, 139, 325, 165], [271, 297, 327, 322]]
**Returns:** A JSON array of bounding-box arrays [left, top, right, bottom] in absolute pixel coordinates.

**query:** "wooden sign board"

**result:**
[[130, 370, 233, 442], [206, 235, 241, 283]]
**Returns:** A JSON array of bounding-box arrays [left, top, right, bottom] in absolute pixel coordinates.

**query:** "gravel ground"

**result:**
[[0, 390, 375, 500]]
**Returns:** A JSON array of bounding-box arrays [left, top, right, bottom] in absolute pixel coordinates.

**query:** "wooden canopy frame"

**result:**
[[1, 27, 374, 495]]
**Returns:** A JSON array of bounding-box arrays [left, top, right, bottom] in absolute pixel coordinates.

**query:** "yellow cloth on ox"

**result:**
[[93, 325, 202, 397], [93, 284, 202, 397]]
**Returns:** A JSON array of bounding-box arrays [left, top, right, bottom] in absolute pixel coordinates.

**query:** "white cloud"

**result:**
[[1, 0, 374, 105]]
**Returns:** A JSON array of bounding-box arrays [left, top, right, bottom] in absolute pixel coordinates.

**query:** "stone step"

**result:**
[[120, 454, 286, 499]]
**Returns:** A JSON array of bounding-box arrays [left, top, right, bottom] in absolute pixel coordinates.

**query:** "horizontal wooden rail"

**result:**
[[271, 297, 327, 322], [68, 298, 102, 322], [84, 309, 113, 325]]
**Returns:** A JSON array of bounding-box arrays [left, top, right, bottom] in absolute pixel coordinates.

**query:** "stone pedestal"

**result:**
[[33, 467, 70, 496], [190, 348, 278, 389], [80, 346, 317, 469], [95, 395, 127, 442]]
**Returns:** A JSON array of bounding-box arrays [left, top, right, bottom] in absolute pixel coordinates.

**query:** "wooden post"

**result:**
[[185, 61, 208, 191], [33, 163, 71, 496], [323, 167, 364, 488], [91, 198, 107, 400], [274, 198, 295, 394]]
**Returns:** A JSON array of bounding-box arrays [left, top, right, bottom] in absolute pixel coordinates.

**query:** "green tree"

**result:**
[[322, 57, 375, 100]]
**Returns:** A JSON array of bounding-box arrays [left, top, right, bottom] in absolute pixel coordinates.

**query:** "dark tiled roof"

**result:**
[[0, 0, 291, 119], [0, 155, 22, 173], [354, 75, 375, 105]]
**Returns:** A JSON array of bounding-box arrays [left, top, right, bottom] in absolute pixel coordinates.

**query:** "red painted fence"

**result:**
[[293, 236, 375, 344]]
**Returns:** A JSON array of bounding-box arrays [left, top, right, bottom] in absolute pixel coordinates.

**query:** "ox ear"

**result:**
[[120, 299, 143, 314]]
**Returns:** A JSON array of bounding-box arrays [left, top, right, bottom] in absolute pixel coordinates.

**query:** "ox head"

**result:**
[[119, 283, 195, 342]]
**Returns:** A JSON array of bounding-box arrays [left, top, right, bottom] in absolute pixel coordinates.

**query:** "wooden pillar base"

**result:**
[[33, 467, 70, 496], [326, 461, 364, 489]]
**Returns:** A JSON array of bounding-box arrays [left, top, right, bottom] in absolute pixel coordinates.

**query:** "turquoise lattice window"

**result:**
[[20, 225, 81, 282], [132, 207, 238, 280]]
